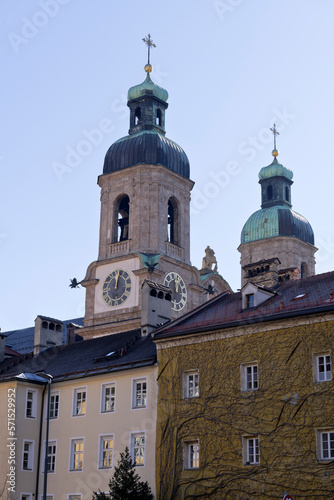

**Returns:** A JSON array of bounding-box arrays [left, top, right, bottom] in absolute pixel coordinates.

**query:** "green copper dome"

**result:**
[[241, 205, 314, 245], [128, 73, 168, 103], [259, 158, 293, 181]]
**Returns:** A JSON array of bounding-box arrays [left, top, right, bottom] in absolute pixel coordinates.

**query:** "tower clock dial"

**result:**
[[102, 269, 132, 307], [164, 272, 187, 311]]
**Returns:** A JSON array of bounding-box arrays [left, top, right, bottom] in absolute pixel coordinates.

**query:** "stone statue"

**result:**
[[201, 246, 218, 272]]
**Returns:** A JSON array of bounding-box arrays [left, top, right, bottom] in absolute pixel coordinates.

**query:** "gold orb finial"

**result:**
[[144, 63, 153, 74], [272, 149, 279, 157]]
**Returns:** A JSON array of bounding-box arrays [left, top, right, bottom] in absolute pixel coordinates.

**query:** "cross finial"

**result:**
[[270, 123, 280, 158], [142, 34, 156, 65]]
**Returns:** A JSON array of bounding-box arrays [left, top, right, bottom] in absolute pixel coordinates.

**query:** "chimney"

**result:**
[[242, 258, 280, 288], [34, 316, 63, 355], [141, 280, 172, 337]]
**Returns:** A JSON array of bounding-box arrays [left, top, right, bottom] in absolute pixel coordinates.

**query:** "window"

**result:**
[[241, 363, 258, 391], [21, 495, 33, 500], [44, 441, 56, 473], [26, 389, 36, 418], [184, 371, 199, 398], [40, 496, 53, 500], [99, 435, 114, 468], [243, 436, 259, 465], [101, 384, 115, 413], [167, 197, 180, 246], [116, 195, 129, 242], [131, 433, 145, 466], [73, 388, 86, 416], [319, 430, 334, 460], [184, 441, 199, 469], [49, 392, 59, 419], [132, 379, 147, 408], [314, 353, 331, 382], [68, 496, 82, 500], [22, 441, 34, 471], [70, 439, 84, 471], [246, 293, 254, 308], [267, 185, 273, 200]]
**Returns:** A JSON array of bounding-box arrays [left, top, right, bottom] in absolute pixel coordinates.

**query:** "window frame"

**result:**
[[241, 362, 259, 391], [25, 389, 37, 419], [183, 440, 200, 470], [72, 387, 86, 417], [22, 440, 34, 471], [130, 431, 146, 467], [246, 293, 255, 308], [243, 435, 260, 465], [183, 370, 199, 399], [317, 428, 334, 461], [49, 391, 59, 420], [313, 352, 332, 383], [67, 495, 82, 500], [43, 440, 57, 474], [101, 383, 116, 414], [69, 438, 84, 472], [98, 434, 114, 469], [132, 378, 147, 409]]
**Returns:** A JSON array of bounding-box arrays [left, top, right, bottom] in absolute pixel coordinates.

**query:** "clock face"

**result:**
[[164, 272, 187, 311], [102, 269, 132, 307]]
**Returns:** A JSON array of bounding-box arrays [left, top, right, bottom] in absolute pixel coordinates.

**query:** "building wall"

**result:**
[[238, 236, 316, 286], [155, 315, 334, 499], [1, 366, 157, 500]]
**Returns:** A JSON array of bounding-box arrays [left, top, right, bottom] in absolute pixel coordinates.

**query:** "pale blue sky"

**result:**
[[2, 0, 334, 331]]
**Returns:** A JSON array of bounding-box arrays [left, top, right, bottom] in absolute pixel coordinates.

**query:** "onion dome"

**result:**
[[240, 125, 314, 246], [128, 72, 168, 103], [102, 61, 190, 179], [241, 205, 315, 245], [259, 157, 293, 181]]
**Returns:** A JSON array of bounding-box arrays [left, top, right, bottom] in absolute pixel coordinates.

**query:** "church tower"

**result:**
[[238, 125, 317, 287], [81, 38, 231, 338]]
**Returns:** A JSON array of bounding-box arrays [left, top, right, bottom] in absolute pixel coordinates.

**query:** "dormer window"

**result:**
[[246, 294, 254, 308], [241, 282, 276, 309]]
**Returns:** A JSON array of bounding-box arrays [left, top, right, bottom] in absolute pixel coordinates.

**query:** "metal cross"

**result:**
[[142, 34, 156, 65], [270, 123, 280, 150]]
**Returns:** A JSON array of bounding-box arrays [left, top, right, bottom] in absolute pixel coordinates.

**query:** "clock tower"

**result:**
[[80, 44, 231, 338]]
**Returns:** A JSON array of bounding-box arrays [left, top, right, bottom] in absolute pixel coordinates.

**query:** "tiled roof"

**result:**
[[0, 329, 156, 381], [155, 271, 334, 338]]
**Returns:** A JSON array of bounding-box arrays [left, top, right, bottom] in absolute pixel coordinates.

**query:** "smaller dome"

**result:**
[[128, 73, 168, 103], [259, 158, 293, 181], [241, 205, 314, 245]]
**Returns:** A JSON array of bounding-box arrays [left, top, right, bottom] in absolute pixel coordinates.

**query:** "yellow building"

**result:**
[[154, 274, 334, 499]]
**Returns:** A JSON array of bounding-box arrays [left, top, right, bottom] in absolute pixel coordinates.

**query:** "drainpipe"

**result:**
[[35, 384, 47, 500]]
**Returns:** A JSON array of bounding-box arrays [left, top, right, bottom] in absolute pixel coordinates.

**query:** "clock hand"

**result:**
[[175, 276, 179, 292], [115, 270, 120, 289]]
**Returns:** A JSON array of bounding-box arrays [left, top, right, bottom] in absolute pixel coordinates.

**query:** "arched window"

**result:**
[[167, 197, 180, 246], [42, 321, 48, 329], [267, 185, 273, 200], [158, 291, 164, 299], [135, 107, 141, 125], [156, 109, 162, 126], [49, 323, 55, 331], [117, 195, 130, 242], [150, 289, 157, 297], [301, 262, 308, 279], [285, 186, 289, 202]]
